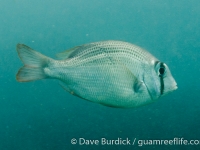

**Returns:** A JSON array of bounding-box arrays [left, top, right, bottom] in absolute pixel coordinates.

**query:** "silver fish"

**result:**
[[16, 40, 177, 108]]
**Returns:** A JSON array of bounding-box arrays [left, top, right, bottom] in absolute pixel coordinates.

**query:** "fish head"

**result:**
[[143, 60, 178, 101]]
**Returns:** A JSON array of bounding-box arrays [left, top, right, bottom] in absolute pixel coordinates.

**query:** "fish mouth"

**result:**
[[162, 85, 178, 96], [171, 85, 178, 91], [168, 85, 178, 93]]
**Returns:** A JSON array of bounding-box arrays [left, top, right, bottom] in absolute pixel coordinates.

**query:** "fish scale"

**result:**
[[51, 56, 149, 107]]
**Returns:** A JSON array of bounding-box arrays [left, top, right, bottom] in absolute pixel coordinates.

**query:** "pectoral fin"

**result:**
[[134, 80, 146, 93]]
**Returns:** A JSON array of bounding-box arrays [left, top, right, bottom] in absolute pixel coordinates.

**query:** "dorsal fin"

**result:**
[[56, 42, 101, 60], [56, 46, 81, 59]]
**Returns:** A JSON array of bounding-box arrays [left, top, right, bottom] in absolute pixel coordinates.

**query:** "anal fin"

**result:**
[[59, 82, 88, 100]]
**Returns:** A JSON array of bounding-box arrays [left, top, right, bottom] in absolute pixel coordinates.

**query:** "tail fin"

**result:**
[[16, 44, 50, 82]]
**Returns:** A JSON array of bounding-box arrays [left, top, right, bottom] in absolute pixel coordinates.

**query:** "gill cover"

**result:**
[[143, 61, 164, 101], [144, 60, 177, 101]]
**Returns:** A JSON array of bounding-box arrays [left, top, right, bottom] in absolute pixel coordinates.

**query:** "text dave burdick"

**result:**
[[71, 137, 200, 146]]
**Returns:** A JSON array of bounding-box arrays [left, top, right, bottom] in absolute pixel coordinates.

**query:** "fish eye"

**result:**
[[159, 67, 165, 75], [154, 61, 166, 77]]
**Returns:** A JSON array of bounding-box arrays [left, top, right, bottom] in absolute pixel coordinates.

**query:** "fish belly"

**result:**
[[52, 63, 150, 108]]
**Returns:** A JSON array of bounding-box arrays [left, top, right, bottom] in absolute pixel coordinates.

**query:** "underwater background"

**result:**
[[0, 0, 200, 149]]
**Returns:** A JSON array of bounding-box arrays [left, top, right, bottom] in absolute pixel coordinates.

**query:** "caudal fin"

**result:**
[[16, 44, 50, 82]]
